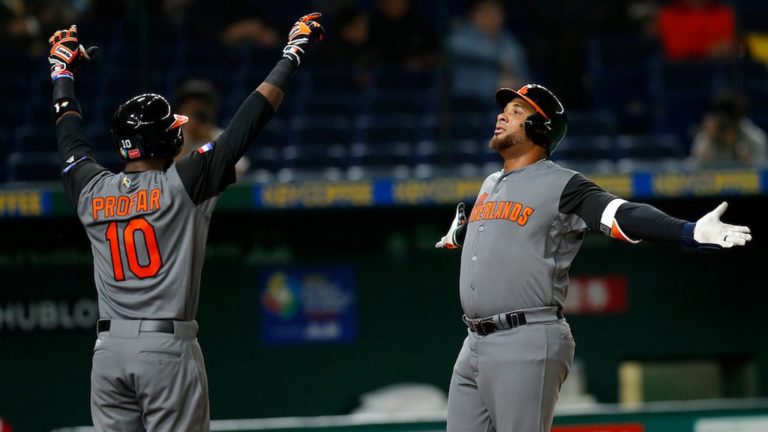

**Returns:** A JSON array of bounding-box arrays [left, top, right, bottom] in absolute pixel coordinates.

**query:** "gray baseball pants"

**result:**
[[90, 320, 210, 432], [447, 315, 575, 432]]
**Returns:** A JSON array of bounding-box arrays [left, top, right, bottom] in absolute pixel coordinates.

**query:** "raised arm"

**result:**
[[175, 13, 324, 204], [559, 173, 752, 250], [48, 25, 106, 205]]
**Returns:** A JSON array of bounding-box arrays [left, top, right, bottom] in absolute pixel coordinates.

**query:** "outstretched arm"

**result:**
[[48, 25, 106, 206], [175, 13, 324, 204], [560, 173, 752, 250]]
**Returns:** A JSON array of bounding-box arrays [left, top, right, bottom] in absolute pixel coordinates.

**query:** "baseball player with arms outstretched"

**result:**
[[48, 14, 323, 431], [436, 84, 752, 432]]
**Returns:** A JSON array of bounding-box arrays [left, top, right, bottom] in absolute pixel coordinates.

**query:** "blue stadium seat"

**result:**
[[368, 91, 433, 116], [413, 163, 481, 179], [615, 134, 684, 173], [374, 65, 438, 93], [359, 115, 418, 145], [615, 134, 684, 160], [449, 114, 494, 142], [6, 152, 60, 182], [300, 91, 360, 117], [246, 146, 280, 172], [551, 135, 614, 162], [567, 111, 618, 137], [13, 126, 58, 153], [346, 165, 410, 181], [348, 142, 411, 167], [437, 139, 486, 165], [293, 116, 352, 146], [276, 166, 344, 183], [281, 143, 346, 169]]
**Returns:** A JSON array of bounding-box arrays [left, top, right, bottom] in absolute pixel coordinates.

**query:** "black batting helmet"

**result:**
[[495, 84, 568, 155], [112, 93, 188, 161]]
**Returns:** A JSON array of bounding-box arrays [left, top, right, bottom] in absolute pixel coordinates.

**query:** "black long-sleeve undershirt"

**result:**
[[559, 173, 689, 243]]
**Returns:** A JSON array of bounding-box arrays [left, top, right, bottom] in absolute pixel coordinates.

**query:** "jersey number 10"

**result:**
[[105, 217, 163, 281]]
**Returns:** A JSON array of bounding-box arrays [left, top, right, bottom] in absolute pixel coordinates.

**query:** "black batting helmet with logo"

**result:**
[[112, 93, 188, 161], [495, 84, 568, 155]]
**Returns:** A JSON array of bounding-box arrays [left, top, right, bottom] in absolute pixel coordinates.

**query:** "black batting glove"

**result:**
[[282, 12, 324, 67], [48, 25, 94, 81]]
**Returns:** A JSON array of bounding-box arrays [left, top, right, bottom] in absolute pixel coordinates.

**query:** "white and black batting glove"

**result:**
[[282, 12, 324, 67], [48, 25, 97, 81], [436, 203, 468, 249], [692, 202, 752, 249]]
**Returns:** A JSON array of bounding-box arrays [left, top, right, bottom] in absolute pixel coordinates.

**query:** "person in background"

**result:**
[[320, 6, 372, 66], [658, 0, 737, 60], [690, 92, 767, 166], [369, 0, 438, 68], [448, 0, 531, 100], [174, 79, 251, 179]]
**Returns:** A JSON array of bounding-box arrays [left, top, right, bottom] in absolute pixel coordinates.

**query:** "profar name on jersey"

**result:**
[[91, 188, 161, 221]]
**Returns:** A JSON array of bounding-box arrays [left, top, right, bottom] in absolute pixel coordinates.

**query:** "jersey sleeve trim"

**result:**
[[600, 198, 641, 243]]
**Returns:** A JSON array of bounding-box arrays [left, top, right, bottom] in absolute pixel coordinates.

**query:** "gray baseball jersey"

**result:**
[[76, 166, 216, 320], [460, 159, 598, 318]]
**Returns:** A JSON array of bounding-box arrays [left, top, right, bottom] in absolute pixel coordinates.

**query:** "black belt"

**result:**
[[97, 320, 175, 334], [466, 308, 564, 336]]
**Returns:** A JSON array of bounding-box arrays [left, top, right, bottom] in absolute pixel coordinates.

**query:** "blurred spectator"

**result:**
[[320, 5, 372, 66], [32, 0, 87, 40], [447, 0, 530, 100], [690, 92, 767, 166], [168, 0, 279, 48], [174, 79, 250, 179], [0, 0, 42, 55], [369, 0, 438, 68], [316, 5, 373, 89], [657, 0, 737, 60]]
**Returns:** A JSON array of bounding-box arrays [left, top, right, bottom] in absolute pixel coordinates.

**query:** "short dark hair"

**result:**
[[709, 91, 747, 121]]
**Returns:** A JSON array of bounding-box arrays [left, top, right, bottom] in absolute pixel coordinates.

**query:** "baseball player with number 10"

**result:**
[[48, 14, 323, 431], [436, 84, 752, 432]]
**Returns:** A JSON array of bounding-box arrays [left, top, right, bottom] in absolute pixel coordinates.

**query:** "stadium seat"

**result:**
[[281, 143, 346, 169], [615, 134, 684, 160], [374, 65, 438, 93], [293, 116, 352, 146], [246, 146, 280, 172], [448, 113, 494, 142], [13, 126, 58, 153], [359, 115, 418, 146], [566, 111, 618, 136], [277, 166, 344, 183], [437, 139, 486, 166], [551, 135, 614, 162], [6, 152, 60, 182], [615, 134, 685, 173], [413, 163, 481, 179], [346, 165, 410, 181], [368, 91, 433, 117], [349, 142, 411, 167]]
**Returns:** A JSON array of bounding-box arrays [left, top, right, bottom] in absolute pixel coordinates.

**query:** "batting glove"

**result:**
[[692, 202, 752, 249], [436, 203, 468, 249], [48, 25, 96, 81], [282, 12, 324, 67]]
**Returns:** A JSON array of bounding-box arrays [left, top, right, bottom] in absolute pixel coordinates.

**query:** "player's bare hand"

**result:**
[[282, 12, 324, 67], [693, 202, 752, 248], [48, 25, 99, 81], [436, 203, 467, 249]]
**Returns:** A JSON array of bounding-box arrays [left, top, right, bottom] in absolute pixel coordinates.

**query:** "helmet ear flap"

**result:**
[[524, 113, 552, 147]]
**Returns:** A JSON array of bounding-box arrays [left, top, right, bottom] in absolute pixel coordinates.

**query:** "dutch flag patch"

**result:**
[[197, 142, 214, 154]]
